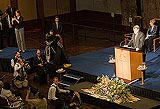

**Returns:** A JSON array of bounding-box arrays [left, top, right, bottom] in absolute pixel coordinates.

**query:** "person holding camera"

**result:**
[[13, 57, 29, 88], [33, 49, 48, 84], [25, 89, 47, 109]]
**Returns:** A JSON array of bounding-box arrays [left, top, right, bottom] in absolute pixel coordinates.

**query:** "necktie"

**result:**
[[7, 15, 11, 26]]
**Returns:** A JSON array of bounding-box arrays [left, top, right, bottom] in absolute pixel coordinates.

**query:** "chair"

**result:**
[[153, 18, 160, 52]]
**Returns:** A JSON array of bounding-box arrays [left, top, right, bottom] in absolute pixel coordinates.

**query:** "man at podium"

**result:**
[[124, 25, 145, 51]]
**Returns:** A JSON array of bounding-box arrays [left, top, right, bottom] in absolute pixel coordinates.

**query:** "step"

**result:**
[[59, 80, 75, 87], [63, 73, 84, 80]]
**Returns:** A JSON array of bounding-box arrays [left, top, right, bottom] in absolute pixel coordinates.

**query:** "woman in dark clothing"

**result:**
[[46, 30, 70, 66], [12, 10, 26, 52]]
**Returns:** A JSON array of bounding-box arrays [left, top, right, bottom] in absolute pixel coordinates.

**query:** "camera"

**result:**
[[27, 85, 38, 95]]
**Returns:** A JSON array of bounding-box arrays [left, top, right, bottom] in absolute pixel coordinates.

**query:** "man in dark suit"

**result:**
[[3, 11, 15, 47], [0, 16, 3, 50], [33, 49, 47, 84], [52, 16, 63, 36], [127, 25, 145, 51], [6, 4, 16, 18]]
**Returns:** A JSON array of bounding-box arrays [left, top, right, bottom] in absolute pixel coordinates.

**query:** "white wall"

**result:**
[[76, 0, 121, 14]]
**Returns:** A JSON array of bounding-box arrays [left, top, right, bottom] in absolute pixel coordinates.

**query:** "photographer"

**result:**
[[45, 30, 56, 62], [13, 57, 29, 88], [33, 49, 48, 84], [25, 89, 47, 109]]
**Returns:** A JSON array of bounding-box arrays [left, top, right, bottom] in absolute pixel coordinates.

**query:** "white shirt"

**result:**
[[7, 15, 11, 27], [14, 63, 22, 77], [0, 21, 2, 30], [48, 83, 68, 100]]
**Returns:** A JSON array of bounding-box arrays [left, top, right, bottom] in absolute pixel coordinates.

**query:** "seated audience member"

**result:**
[[48, 77, 70, 105], [13, 57, 29, 88], [0, 82, 23, 107], [126, 25, 145, 51], [25, 89, 47, 109], [33, 49, 48, 84], [145, 19, 159, 52]]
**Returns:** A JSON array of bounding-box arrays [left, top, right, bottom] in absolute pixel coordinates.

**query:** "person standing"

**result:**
[[52, 16, 63, 37], [46, 30, 70, 66], [12, 10, 26, 52], [3, 11, 15, 47], [0, 16, 3, 51], [6, 4, 16, 18], [127, 25, 145, 51]]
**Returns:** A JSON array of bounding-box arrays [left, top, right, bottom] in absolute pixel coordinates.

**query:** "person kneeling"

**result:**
[[13, 57, 29, 88]]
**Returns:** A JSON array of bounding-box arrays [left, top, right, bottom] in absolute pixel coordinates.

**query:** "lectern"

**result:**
[[115, 46, 143, 81]]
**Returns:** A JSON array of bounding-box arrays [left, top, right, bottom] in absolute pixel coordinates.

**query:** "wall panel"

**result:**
[[18, 0, 37, 21], [76, 0, 121, 14], [142, 0, 160, 28], [43, 0, 57, 17], [0, 0, 10, 13]]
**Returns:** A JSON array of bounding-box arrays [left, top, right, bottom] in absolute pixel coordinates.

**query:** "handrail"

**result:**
[[45, 19, 128, 34]]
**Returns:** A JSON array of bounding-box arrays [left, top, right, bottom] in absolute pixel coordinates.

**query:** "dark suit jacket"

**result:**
[[52, 22, 63, 35], [2, 15, 12, 30], [128, 31, 145, 50], [6, 7, 16, 18], [147, 25, 159, 38], [33, 55, 46, 68]]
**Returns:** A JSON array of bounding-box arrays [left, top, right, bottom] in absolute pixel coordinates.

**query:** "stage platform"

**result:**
[[66, 82, 160, 109], [1, 46, 160, 106], [69, 46, 160, 102]]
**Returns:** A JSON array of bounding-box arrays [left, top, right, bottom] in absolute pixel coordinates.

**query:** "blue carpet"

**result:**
[[0, 47, 42, 59], [70, 47, 160, 93], [70, 47, 115, 77]]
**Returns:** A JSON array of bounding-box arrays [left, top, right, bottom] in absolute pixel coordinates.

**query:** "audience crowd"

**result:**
[[0, 2, 159, 109], [0, 4, 80, 109]]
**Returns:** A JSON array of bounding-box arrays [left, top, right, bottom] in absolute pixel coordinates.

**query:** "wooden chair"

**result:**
[[153, 18, 160, 52]]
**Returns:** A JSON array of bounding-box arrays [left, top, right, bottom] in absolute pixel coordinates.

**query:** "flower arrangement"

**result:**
[[82, 75, 140, 104]]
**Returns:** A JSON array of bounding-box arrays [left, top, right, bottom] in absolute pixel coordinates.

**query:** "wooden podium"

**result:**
[[115, 46, 143, 81]]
